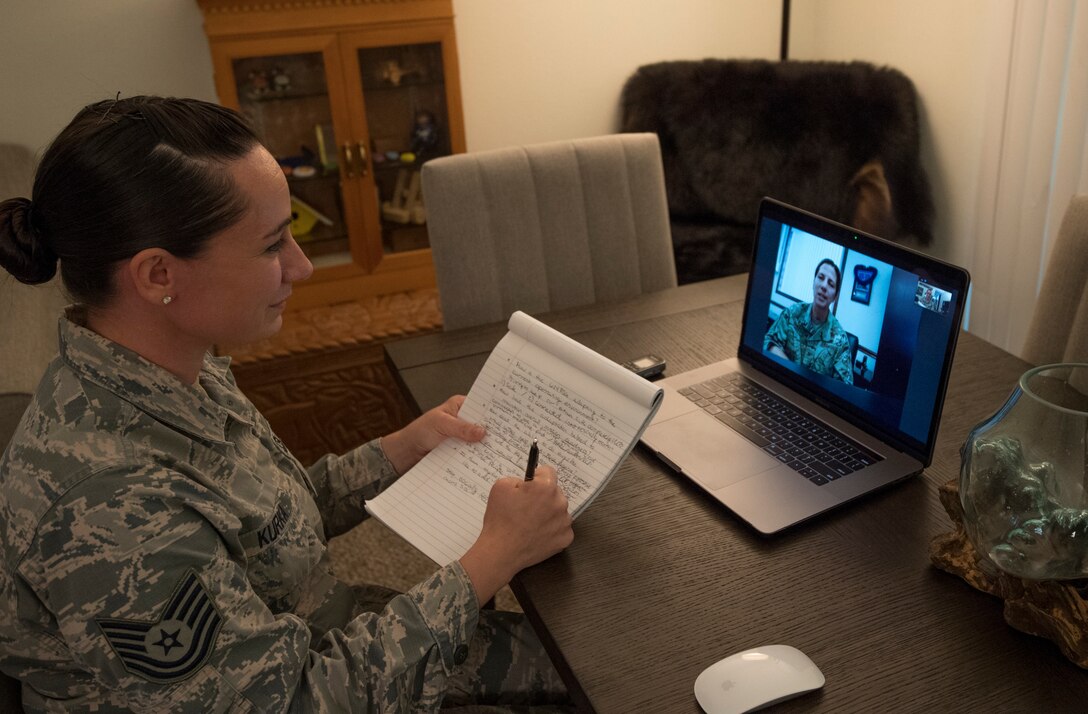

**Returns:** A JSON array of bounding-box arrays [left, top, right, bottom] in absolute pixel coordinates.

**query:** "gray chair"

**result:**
[[420, 133, 677, 331], [1023, 194, 1088, 365]]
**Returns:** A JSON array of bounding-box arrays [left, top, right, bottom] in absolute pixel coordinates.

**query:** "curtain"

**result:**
[[968, 0, 1088, 358]]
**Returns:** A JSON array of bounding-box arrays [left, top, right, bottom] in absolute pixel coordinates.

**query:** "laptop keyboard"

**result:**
[[677, 372, 883, 486]]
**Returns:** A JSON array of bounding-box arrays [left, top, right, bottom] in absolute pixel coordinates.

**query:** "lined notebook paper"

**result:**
[[365, 311, 664, 565]]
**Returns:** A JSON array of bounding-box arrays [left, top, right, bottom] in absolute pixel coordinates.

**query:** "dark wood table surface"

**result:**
[[384, 276, 1088, 712]]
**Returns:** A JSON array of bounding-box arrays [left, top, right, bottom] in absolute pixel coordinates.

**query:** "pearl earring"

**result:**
[[162, 295, 173, 305]]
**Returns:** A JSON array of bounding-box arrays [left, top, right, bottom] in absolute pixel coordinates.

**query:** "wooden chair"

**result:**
[[420, 133, 677, 331], [1023, 194, 1088, 365]]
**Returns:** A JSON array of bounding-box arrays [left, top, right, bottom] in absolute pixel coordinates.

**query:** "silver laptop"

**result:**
[[642, 198, 970, 534]]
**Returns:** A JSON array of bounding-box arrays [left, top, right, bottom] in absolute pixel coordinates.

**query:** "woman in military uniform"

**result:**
[[0, 96, 573, 712], [764, 258, 854, 384]]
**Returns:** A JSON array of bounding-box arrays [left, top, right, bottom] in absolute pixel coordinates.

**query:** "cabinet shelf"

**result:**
[[287, 169, 340, 183], [243, 90, 330, 103], [300, 236, 351, 259], [362, 80, 446, 93], [373, 160, 423, 172]]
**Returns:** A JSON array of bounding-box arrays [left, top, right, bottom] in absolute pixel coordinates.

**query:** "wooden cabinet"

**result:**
[[196, 0, 465, 310]]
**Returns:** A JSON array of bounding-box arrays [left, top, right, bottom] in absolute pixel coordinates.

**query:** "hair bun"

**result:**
[[0, 197, 58, 284]]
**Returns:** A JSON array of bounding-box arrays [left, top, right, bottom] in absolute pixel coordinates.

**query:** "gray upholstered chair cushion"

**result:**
[[0, 671, 19, 712], [421, 133, 677, 331], [0, 392, 32, 453], [1023, 195, 1088, 365]]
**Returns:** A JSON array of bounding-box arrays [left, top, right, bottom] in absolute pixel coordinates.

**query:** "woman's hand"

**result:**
[[380, 395, 485, 475], [459, 464, 575, 604], [767, 343, 788, 359]]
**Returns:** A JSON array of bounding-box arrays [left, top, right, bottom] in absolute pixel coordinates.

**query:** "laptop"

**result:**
[[641, 198, 970, 534]]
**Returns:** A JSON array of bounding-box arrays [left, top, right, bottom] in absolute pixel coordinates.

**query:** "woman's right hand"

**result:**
[[458, 464, 574, 605], [767, 343, 789, 359]]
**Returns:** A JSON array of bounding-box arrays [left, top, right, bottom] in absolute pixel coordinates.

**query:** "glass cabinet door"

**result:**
[[230, 52, 352, 269], [354, 41, 454, 255], [210, 25, 464, 307]]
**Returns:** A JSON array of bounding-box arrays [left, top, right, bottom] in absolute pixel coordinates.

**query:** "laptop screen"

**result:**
[[738, 199, 970, 464]]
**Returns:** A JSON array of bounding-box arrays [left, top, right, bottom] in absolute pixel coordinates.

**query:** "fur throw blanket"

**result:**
[[621, 59, 935, 282]]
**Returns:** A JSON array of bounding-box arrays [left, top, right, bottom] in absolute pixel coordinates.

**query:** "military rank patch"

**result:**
[[96, 570, 223, 683]]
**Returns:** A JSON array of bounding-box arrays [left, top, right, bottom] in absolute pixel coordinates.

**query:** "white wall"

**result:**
[[452, 0, 780, 150], [0, 0, 217, 156], [789, 0, 1001, 272]]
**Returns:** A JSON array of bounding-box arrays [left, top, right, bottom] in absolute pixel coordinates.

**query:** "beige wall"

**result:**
[[0, 0, 779, 156], [789, 0, 1003, 270], [452, 0, 780, 150], [0, 0, 218, 155]]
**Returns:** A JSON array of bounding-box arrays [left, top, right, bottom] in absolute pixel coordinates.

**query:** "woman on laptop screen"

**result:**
[[764, 258, 854, 384]]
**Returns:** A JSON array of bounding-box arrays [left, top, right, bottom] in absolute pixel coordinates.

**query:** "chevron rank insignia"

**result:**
[[96, 570, 223, 683]]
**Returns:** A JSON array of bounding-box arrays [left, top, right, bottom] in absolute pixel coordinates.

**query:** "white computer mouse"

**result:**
[[693, 644, 825, 714]]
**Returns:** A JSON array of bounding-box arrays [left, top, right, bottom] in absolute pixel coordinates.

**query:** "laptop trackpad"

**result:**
[[649, 412, 781, 490]]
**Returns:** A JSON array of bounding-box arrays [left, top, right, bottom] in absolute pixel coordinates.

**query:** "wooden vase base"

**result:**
[[929, 478, 1088, 667]]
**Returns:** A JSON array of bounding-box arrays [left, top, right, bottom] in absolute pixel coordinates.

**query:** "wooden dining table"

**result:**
[[383, 275, 1088, 712]]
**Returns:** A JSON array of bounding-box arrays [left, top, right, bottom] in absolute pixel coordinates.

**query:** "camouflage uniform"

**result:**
[[0, 311, 567, 712], [763, 302, 854, 384]]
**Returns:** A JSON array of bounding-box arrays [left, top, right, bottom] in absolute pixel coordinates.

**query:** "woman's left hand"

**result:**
[[380, 395, 485, 474]]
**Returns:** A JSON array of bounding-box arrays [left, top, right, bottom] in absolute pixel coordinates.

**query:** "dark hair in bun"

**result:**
[[0, 197, 57, 284], [0, 96, 259, 306]]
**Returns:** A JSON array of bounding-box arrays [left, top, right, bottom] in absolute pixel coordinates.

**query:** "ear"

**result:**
[[125, 248, 178, 306]]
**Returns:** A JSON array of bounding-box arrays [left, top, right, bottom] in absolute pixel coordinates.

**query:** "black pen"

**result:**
[[524, 439, 539, 481]]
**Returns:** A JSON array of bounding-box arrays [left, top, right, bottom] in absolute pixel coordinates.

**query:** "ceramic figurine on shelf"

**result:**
[[271, 66, 291, 93], [289, 195, 334, 239], [245, 68, 270, 99], [380, 59, 420, 87], [410, 110, 440, 159], [381, 169, 424, 225]]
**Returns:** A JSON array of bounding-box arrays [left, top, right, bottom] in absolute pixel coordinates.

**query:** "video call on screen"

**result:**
[[743, 220, 961, 448]]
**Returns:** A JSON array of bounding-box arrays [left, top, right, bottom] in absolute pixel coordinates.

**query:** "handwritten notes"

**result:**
[[365, 312, 663, 566]]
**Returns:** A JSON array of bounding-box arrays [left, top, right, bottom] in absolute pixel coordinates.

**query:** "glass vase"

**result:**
[[960, 363, 1088, 580]]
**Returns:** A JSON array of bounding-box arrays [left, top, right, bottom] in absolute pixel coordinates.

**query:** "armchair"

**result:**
[[621, 59, 935, 283]]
